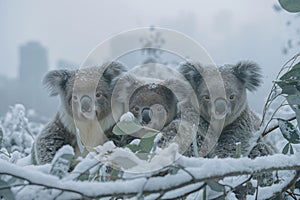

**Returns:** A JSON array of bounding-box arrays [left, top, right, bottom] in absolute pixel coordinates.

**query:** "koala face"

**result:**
[[179, 61, 262, 125], [129, 84, 178, 130], [43, 62, 126, 122]]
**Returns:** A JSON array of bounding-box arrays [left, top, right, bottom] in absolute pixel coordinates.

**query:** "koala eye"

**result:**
[[203, 95, 210, 101], [95, 93, 102, 98], [229, 94, 236, 101], [134, 107, 140, 112]]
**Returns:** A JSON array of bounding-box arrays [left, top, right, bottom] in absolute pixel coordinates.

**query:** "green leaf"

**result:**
[[280, 63, 300, 81], [50, 153, 74, 178], [139, 134, 156, 153], [112, 118, 142, 136], [290, 144, 294, 154], [126, 144, 140, 153], [0, 179, 15, 200], [142, 131, 158, 138], [295, 179, 300, 189], [282, 143, 290, 154], [276, 81, 300, 95], [278, 0, 300, 12], [207, 180, 224, 192], [278, 119, 300, 144], [234, 142, 242, 158], [0, 127, 3, 147], [286, 95, 300, 129], [277, 62, 300, 95]]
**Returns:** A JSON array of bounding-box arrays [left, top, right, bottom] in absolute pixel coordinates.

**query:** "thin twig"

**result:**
[[261, 116, 297, 138]]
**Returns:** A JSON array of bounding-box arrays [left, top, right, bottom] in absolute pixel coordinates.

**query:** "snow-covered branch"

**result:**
[[1, 154, 300, 199]]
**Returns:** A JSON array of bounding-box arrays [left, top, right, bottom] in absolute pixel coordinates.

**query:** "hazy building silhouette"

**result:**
[[19, 41, 48, 85]]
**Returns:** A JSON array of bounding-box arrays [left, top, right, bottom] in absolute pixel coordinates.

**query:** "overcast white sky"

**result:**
[[0, 0, 299, 112]]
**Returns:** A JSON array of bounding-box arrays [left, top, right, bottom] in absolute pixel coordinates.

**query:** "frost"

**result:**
[[0, 104, 42, 158], [120, 112, 135, 122], [0, 104, 299, 199], [148, 82, 157, 89]]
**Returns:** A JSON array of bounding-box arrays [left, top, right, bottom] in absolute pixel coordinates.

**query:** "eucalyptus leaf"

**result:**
[[290, 144, 294, 154], [207, 180, 224, 192], [280, 69, 300, 81], [139, 134, 156, 153], [50, 153, 74, 178], [278, 119, 300, 144], [282, 143, 289, 154], [113, 118, 142, 136], [142, 131, 159, 138], [0, 127, 3, 147], [276, 81, 300, 95], [278, 62, 300, 94], [278, 0, 300, 13], [295, 179, 300, 189], [286, 95, 300, 129], [126, 144, 140, 153], [0, 179, 15, 200]]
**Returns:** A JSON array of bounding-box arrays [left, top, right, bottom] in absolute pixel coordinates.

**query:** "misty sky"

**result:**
[[0, 0, 299, 113]]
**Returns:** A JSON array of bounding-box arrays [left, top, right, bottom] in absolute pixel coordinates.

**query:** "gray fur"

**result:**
[[32, 62, 127, 165], [179, 61, 266, 157], [112, 73, 199, 150], [179, 61, 274, 193]]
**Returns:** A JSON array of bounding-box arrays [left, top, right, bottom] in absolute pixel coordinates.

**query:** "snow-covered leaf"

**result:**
[[278, 0, 300, 12], [282, 143, 290, 154], [207, 180, 224, 192], [0, 179, 15, 200], [277, 63, 300, 95], [295, 179, 300, 189], [119, 112, 135, 122], [278, 119, 300, 144], [0, 127, 3, 147], [286, 95, 300, 129], [280, 62, 300, 80], [113, 118, 142, 136], [50, 146, 74, 178]]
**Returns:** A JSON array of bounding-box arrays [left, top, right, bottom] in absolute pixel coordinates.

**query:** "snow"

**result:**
[[0, 104, 300, 199], [120, 112, 135, 122]]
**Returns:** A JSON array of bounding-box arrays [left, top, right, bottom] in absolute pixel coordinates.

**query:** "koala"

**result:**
[[112, 71, 200, 152], [179, 61, 268, 156], [31, 62, 126, 165], [179, 61, 274, 191]]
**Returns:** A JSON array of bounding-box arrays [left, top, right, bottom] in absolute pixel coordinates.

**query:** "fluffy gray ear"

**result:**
[[232, 61, 262, 92], [42, 69, 74, 96], [178, 61, 204, 91], [113, 74, 143, 104], [103, 61, 127, 83]]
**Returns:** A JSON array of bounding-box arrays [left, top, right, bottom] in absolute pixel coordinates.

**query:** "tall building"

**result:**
[[19, 41, 48, 84]]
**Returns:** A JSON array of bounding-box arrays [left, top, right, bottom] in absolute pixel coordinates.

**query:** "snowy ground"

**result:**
[[0, 104, 299, 200]]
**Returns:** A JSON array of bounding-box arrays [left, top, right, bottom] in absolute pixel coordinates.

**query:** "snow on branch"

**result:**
[[1, 154, 300, 199]]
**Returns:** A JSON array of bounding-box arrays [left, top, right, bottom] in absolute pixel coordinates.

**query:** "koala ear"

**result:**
[[178, 61, 203, 90], [232, 61, 263, 92], [113, 74, 143, 104], [43, 69, 74, 96], [103, 61, 127, 83], [162, 79, 188, 102]]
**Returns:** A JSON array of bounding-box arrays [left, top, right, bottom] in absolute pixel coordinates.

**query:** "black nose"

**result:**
[[142, 108, 152, 124], [80, 95, 93, 113]]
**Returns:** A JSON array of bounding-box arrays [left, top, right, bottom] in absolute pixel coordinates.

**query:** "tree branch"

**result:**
[[1, 154, 300, 199]]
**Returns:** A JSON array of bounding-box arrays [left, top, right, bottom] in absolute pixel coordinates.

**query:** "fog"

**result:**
[[0, 0, 299, 120]]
